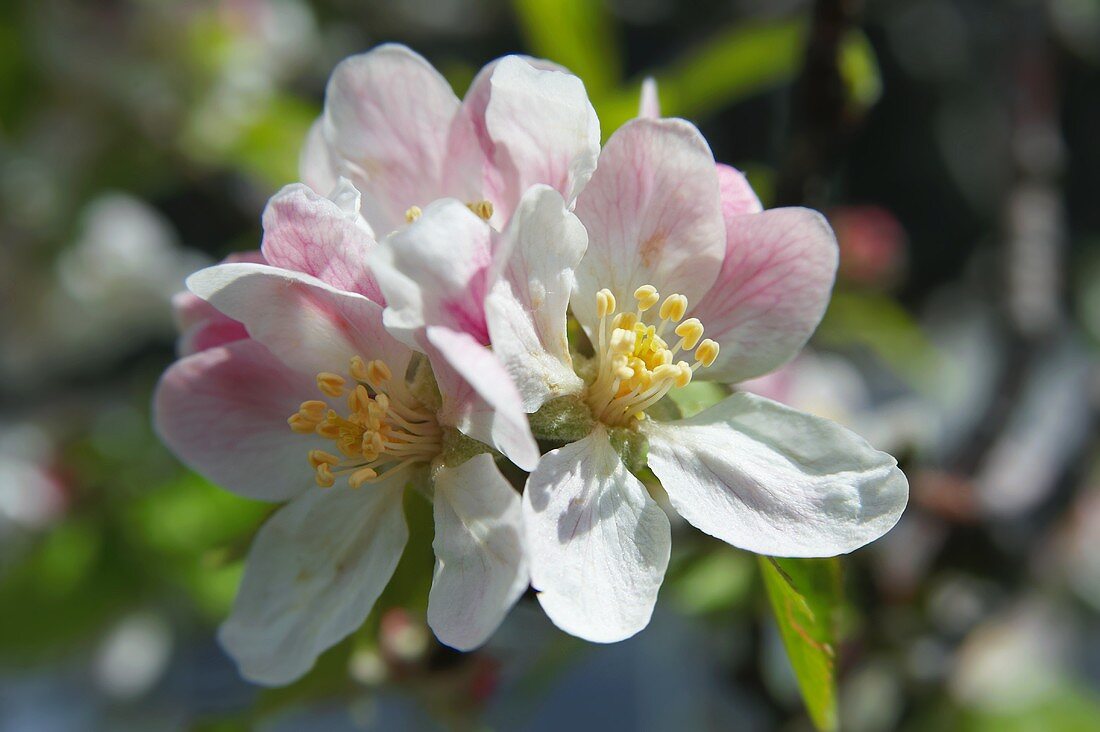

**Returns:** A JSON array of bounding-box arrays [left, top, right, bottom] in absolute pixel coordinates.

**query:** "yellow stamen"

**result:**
[[288, 356, 442, 490], [585, 283, 717, 427], [405, 205, 422, 223], [317, 372, 346, 397], [695, 339, 720, 367], [467, 200, 494, 221], [634, 285, 660, 312]]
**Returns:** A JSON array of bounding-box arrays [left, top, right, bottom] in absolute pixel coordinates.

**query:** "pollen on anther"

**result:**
[[315, 463, 336, 488], [317, 372, 346, 397], [659, 294, 688, 322], [467, 200, 494, 221], [405, 205, 423, 223], [596, 289, 616, 318], [634, 285, 660, 312], [695, 339, 720, 367], [674, 318, 704, 350]]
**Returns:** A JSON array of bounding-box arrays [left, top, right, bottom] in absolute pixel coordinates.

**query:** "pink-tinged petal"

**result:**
[[572, 118, 725, 335], [179, 316, 250, 357], [689, 208, 838, 384], [428, 453, 528, 651], [373, 200, 493, 349], [260, 183, 383, 302], [523, 425, 671, 642], [480, 56, 600, 221], [643, 392, 908, 557], [299, 117, 339, 198], [153, 339, 321, 501], [324, 44, 460, 235], [638, 77, 660, 119], [485, 186, 587, 412], [219, 475, 408, 685], [428, 327, 539, 471], [716, 163, 763, 217], [187, 263, 412, 379], [447, 56, 573, 223]]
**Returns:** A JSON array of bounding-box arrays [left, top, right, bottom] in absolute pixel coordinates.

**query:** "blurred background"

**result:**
[[2, 0, 1099, 729]]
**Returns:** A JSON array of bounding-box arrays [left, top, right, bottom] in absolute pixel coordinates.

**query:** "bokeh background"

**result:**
[[2, 0, 1100, 730]]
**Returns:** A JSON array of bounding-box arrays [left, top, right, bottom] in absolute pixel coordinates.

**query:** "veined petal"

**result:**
[[482, 56, 600, 220], [324, 44, 460, 235], [523, 426, 671, 642], [153, 339, 320, 501], [485, 185, 587, 412], [643, 391, 908, 557], [716, 163, 763, 217], [689, 208, 838, 384], [187, 263, 412, 379], [428, 453, 528, 651], [261, 183, 383, 302], [374, 199, 493, 349], [218, 475, 408, 685], [427, 327, 539, 471], [572, 118, 725, 336]]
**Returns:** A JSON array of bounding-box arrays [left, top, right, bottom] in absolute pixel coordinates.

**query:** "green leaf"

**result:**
[[596, 19, 807, 135], [759, 556, 841, 732], [838, 30, 882, 111], [815, 290, 940, 390], [511, 0, 622, 98]]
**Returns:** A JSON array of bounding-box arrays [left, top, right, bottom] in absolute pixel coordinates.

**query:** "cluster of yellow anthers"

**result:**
[[404, 200, 494, 224], [587, 285, 719, 427], [287, 356, 441, 489]]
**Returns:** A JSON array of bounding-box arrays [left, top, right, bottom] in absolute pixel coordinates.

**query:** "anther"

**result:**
[[674, 318, 704, 350], [695, 339, 720, 367], [467, 200, 494, 221], [308, 450, 340, 468], [299, 400, 327, 420], [315, 463, 335, 488], [659, 294, 688, 322], [288, 414, 318, 433], [367, 360, 392, 383], [596, 289, 616, 318], [348, 467, 378, 489], [349, 355, 371, 382], [405, 205, 422, 223], [317, 372, 346, 397], [634, 285, 660, 312]]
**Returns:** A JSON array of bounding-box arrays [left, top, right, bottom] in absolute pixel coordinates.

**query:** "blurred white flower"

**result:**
[[92, 612, 174, 700]]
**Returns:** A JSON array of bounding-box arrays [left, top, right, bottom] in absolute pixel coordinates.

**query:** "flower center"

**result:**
[[585, 285, 719, 427], [287, 356, 442, 488], [404, 200, 494, 224]]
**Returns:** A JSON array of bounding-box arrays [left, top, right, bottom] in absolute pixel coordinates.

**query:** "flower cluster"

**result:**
[[154, 44, 909, 685]]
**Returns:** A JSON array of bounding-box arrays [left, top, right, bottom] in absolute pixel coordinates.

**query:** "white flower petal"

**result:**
[[427, 453, 528, 650], [483, 56, 600, 219], [485, 185, 587, 412], [187, 263, 412, 379], [323, 44, 460, 234], [644, 392, 909, 557], [218, 477, 408, 685], [427, 326, 540, 471], [572, 118, 726, 336], [523, 426, 671, 642]]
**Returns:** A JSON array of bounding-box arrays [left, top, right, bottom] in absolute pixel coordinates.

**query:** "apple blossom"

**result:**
[[300, 43, 600, 235], [375, 116, 909, 644], [154, 183, 533, 685]]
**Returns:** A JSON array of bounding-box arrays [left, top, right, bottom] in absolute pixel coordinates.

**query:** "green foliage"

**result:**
[[672, 547, 754, 615], [512, 0, 622, 98], [759, 556, 842, 732], [816, 291, 940, 390], [838, 30, 883, 111]]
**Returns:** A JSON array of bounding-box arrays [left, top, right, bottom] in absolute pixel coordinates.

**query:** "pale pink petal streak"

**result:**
[[153, 339, 321, 502], [261, 183, 383, 302], [573, 118, 726, 335], [690, 208, 838, 384], [324, 44, 460, 234]]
